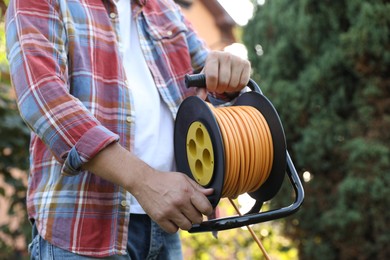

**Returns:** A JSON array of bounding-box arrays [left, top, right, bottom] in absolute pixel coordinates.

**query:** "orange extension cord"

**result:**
[[208, 105, 274, 199], [208, 104, 274, 259], [229, 198, 271, 260]]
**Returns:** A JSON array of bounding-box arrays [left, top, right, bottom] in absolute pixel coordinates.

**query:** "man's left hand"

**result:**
[[197, 50, 251, 99]]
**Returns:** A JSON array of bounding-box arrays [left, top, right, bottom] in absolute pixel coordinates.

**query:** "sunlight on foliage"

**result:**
[[181, 199, 298, 259]]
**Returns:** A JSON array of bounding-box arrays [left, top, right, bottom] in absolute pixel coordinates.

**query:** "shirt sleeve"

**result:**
[[5, 0, 119, 175], [182, 17, 208, 74]]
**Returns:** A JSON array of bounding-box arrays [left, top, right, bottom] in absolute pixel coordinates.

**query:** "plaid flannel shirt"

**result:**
[[6, 0, 208, 256]]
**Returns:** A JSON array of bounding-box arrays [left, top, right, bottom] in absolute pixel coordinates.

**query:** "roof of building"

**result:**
[[174, 0, 236, 44]]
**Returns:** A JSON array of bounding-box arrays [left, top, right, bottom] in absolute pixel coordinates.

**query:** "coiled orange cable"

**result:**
[[207, 104, 274, 259], [207, 104, 274, 199]]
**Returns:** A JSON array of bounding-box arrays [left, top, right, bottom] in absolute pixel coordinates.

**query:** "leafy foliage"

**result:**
[[0, 1, 31, 258], [0, 59, 30, 260], [181, 199, 298, 259], [244, 0, 390, 259]]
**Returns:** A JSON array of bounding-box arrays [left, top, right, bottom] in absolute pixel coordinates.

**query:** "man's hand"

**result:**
[[83, 142, 213, 233], [133, 170, 213, 233], [198, 50, 251, 98]]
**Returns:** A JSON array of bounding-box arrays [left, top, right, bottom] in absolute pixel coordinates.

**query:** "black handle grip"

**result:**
[[185, 74, 262, 94], [185, 74, 206, 88]]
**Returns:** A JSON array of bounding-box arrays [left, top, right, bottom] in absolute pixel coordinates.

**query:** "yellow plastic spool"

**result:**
[[186, 121, 215, 186]]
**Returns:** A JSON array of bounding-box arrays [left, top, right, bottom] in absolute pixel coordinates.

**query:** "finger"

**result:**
[[181, 205, 204, 225], [204, 53, 219, 92], [200, 187, 214, 196], [226, 58, 251, 93], [183, 176, 213, 215], [216, 53, 231, 93], [190, 192, 213, 216], [238, 60, 251, 89], [225, 67, 241, 92], [171, 213, 194, 231], [225, 58, 246, 92], [159, 220, 179, 234], [185, 175, 214, 195]]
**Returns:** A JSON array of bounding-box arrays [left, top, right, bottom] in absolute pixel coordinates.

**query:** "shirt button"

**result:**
[[120, 200, 127, 207], [126, 116, 132, 123], [110, 12, 117, 19], [166, 30, 172, 36]]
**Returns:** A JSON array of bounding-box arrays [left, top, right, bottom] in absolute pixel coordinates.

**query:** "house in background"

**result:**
[[174, 0, 237, 50]]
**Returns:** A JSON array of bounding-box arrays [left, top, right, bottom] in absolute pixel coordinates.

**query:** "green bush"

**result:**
[[244, 0, 390, 259]]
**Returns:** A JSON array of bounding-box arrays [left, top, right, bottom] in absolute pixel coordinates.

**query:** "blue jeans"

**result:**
[[29, 214, 183, 260]]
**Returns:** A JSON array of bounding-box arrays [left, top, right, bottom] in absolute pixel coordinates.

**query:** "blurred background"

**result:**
[[0, 0, 389, 259]]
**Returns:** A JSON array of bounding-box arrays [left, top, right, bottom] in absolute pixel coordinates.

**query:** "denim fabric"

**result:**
[[127, 214, 183, 260], [29, 214, 183, 260]]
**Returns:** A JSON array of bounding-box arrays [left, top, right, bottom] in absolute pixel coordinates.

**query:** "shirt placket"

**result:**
[[106, 0, 134, 152], [102, 0, 133, 249]]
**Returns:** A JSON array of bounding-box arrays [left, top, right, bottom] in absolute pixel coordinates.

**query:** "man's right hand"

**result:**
[[83, 142, 214, 233]]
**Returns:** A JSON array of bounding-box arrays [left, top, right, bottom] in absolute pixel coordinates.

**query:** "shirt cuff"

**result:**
[[61, 125, 119, 176]]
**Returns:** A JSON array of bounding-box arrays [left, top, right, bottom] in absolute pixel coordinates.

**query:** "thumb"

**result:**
[[185, 175, 214, 195], [196, 87, 207, 100], [192, 181, 214, 196], [200, 187, 214, 196]]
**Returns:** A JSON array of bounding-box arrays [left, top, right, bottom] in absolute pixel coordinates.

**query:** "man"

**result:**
[[6, 0, 250, 259]]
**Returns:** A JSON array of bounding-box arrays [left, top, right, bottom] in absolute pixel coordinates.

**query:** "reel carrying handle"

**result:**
[[180, 74, 304, 232]]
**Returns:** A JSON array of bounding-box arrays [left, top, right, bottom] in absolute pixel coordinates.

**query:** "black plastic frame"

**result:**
[[188, 152, 304, 232], [182, 74, 305, 232]]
